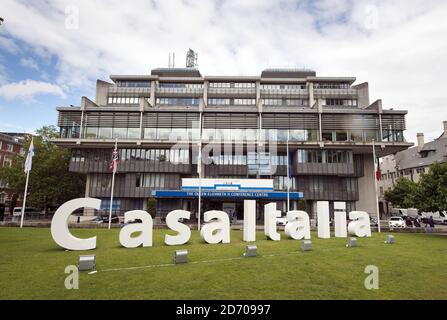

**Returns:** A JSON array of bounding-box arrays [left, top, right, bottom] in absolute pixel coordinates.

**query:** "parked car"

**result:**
[[388, 216, 406, 228], [276, 216, 288, 226], [91, 215, 120, 224]]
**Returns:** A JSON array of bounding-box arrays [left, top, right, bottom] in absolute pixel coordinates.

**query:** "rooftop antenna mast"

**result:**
[[186, 49, 198, 68], [168, 52, 176, 68]]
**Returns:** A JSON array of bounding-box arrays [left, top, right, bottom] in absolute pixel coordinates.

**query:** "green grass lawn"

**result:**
[[0, 227, 446, 300]]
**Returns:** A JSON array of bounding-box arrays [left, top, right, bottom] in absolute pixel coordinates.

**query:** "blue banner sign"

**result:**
[[152, 190, 303, 200]]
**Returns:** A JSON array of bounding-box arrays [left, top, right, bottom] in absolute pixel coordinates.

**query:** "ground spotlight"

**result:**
[[174, 249, 188, 264], [78, 255, 96, 271], [346, 237, 357, 248], [301, 240, 312, 251], [243, 245, 257, 257]]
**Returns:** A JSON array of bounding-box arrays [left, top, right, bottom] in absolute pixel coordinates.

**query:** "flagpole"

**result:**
[[286, 131, 290, 212], [20, 136, 34, 229], [20, 170, 30, 229], [197, 112, 202, 231], [108, 138, 117, 230], [372, 139, 381, 233]]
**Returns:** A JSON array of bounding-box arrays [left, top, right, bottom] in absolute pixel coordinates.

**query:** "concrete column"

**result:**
[[83, 174, 92, 216], [203, 80, 208, 106], [356, 156, 377, 216], [150, 80, 157, 107], [308, 82, 315, 107]]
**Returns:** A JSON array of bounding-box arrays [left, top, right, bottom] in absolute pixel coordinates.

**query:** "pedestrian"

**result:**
[[426, 216, 435, 233], [414, 217, 421, 228]]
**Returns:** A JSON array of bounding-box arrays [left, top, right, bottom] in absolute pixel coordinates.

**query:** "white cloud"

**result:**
[[0, 0, 446, 141], [19, 57, 39, 70], [0, 80, 65, 101]]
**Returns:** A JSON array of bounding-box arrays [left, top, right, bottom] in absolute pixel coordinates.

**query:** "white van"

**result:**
[[12, 207, 41, 217], [421, 211, 447, 225]]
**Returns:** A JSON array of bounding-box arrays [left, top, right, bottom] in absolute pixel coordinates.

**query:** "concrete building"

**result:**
[[378, 121, 447, 215], [0, 132, 27, 213], [54, 67, 411, 220]]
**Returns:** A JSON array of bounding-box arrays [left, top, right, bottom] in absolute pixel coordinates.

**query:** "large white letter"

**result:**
[[264, 203, 280, 241], [51, 198, 99, 251], [243, 200, 256, 242], [119, 210, 153, 248], [165, 210, 191, 246], [334, 202, 347, 238], [200, 210, 230, 244], [317, 201, 330, 239], [348, 211, 372, 237], [284, 210, 311, 240]]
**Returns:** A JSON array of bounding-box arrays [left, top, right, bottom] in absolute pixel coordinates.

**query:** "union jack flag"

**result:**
[[110, 145, 119, 173]]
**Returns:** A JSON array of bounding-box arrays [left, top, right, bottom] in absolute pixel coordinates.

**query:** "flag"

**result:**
[[288, 150, 293, 186], [110, 144, 119, 173], [197, 142, 202, 175], [24, 138, 34, 173], [375, 160, 381, 181]]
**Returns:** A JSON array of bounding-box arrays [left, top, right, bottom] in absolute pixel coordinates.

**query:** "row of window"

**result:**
[[115, 81, 151, 88], [1, 142, 13, 152], [120, 148, 189, 164], [207, 153, 290, 166], [261, 99, 307, 106], [159, 83, 203, 89], [71, 148, 190, 165], [315, 83, 350, 89], [274, 176, 296, 191], [325, 99, 357, 106], [156, 97, 200, 106], [296, 150, 353, 164], [136, 173, 166, 188], [108, 96, 141, 104], [65, 125, 403, 144], [260, 84, 306, 90], [209, 82, 256, 88]]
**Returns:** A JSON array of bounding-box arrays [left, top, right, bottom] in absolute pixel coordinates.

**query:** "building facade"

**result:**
[[0, 132, 26, 213], [54, 67, 411, 220], [378, 121, 447, 215]]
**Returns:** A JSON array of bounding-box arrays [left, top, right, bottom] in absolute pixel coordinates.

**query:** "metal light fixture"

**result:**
[[301, 240, 312, 251], [346, 237, 357, 248], [243, 245, 257, 257], [174, 249, 188, 264], [385, 234, 395, 244], [78, 255, 96, 271]]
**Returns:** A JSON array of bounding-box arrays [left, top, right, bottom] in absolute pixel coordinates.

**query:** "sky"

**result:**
[[0, 0, 446, 143]]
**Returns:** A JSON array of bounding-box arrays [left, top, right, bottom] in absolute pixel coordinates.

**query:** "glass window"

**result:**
[[98, 128, 112, 139], [322, 131, 333, 142], [127, 128, 141, 139], [335, 131, 348, 141], [157, 128, 171, 140], [364, 130, 377, 142], [113, 128, 127, 139], [85, 127, 98, 139], [144, 128, 156, 139], [350, 130, 363, 142]]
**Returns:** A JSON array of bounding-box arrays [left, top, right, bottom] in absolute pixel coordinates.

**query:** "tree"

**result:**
[[415, 162, 447, 212], [384, 177, 418, 208], [0, 125, 85, 213]]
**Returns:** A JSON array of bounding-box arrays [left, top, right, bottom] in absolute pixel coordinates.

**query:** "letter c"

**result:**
[[51, 198, 100, 250]]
